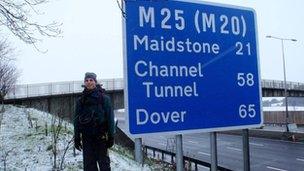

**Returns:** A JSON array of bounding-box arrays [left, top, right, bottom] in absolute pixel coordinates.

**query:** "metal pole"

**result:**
[[26, 84, 29, 98], [176, 134, 183, 171], [13, 85, 16, 98], [242, 129, 250, 171], [135, 138, 143, 164], [281, 40, 289, 132], [210, 132, 218, 171]]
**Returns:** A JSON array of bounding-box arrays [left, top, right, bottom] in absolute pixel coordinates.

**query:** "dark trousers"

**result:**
[[82, 134, 110, 171]]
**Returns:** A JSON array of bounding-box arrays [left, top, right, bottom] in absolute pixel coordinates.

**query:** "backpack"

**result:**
[[77, 85, 108, 135]]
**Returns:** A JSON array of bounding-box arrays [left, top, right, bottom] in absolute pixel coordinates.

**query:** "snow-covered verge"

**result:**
[[0, 105, 153, 171]]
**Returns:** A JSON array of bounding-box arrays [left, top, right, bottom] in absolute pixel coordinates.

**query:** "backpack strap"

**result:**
[[97, 89, 108, 122], [97, 90, 104, 110]]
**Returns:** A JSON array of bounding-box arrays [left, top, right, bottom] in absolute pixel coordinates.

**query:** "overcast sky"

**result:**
[[8, 0, 303, 84]]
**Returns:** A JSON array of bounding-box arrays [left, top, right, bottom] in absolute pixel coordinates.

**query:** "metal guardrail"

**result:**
[[144, 145, 232, 171], [5, 78, 124, 100], [4, 78, 304, 100]]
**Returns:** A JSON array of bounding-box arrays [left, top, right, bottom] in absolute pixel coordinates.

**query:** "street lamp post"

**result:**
[[266, 35, 297, 132]]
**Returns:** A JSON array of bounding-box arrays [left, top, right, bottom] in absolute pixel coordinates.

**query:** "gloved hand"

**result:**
[[74, 135, 82, 151], [107, 136, 114, 148]]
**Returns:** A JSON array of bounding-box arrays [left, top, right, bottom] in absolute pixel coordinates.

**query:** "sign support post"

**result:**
[[135, 138, 143, 164], [210, 132, 218, 171], [242, 129, 250, 171], [176, 134, 183, 171]]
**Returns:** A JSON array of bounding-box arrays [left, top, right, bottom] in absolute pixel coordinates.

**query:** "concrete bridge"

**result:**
[[4, 78, 304, 120], [4, 79, 124, 120]]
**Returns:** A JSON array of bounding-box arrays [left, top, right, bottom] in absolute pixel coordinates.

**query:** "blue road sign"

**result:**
[[123, 0, 262, 135]]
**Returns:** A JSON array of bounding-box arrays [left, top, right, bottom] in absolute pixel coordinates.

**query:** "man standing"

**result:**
[[74, 72, 115, 171]]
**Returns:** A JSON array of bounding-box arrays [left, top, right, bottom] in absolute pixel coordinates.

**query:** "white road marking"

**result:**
[[249, 142, 264, 147], [198, 151, 210, 156], [197, 164, 210, 171], [188, 140, 199, 144], [227, 147, 242, 152], [266, 166, 287, 171], [296, 158, 304, 162]]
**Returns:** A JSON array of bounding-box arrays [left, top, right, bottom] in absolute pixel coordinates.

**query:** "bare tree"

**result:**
[[0, 61, 17, 100], [116, 0, 126, 18], [26, 109, 33, 128], [0, 0, 61, 47], [0, 39, 15, 61], [59, 136, 73, 170], [50, 102, 73, 170], [51, 112, 63, 170], [0, 39, 18, 111], [1, 148, 14, 171]]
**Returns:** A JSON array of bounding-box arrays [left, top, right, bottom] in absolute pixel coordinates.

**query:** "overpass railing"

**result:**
[[5, 79, 304, 100], [5, 78, 124, 100], [261, 79, 304, 90]]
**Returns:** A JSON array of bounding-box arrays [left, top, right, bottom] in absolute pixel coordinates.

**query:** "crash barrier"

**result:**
[[143, 145, 232, 171]]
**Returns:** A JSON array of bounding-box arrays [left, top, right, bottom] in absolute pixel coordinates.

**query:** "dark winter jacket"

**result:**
[[73, 86, 115, 139]]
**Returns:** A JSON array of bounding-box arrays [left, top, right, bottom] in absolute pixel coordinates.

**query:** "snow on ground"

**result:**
[[0, 105, 152, 171]]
